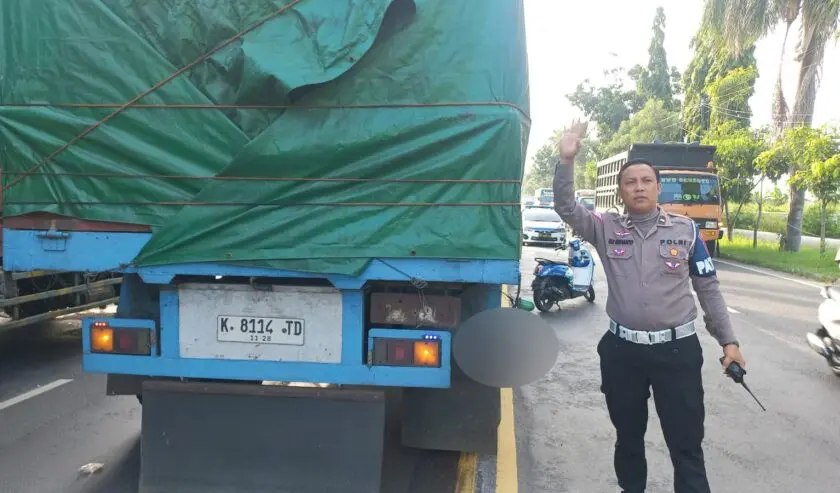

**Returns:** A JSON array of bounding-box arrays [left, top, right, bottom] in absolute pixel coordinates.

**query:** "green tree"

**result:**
[[681, 30, 757, 140], [523, 142, 557, 196], [706, 66, 759, 130], [601, 99, 682, 157], [523, 132, 596, 196], [566, 7, 681, 145], [629, 7, 680, 110], [696, 65, 760, 242], [566, 68, 644, 142], [576, 160, 597, 190], [766, 186, 789, 207], [749, 127, 790, 246], [788, 128, 840, 253], [703, 122, 770, 240], [700, 0, 840, 252], [754, 125, 837, 249]]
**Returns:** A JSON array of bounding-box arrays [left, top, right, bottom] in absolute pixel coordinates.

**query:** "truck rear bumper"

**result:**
[[83, 316, 453, 388], [85, 355, 451, 387]]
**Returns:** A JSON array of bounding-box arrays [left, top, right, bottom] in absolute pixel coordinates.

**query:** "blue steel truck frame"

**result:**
[[2, 225, 513, 389], [0, 217, 122, 333], [0, 178, 121, 331], [0, 1, 534, 491]]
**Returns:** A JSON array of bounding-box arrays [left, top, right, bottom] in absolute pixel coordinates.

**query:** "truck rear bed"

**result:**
[[0, 0, 530, 278]]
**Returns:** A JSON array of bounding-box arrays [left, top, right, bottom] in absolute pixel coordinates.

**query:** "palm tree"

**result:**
[[700, 0, 839, 252]]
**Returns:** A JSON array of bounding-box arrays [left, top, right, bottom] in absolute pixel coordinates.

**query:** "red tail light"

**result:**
[[370, 337, 442, 368], [90, 322, 152, 355]]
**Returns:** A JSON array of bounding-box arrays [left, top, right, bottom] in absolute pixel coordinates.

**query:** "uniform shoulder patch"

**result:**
[[688, 224, 716, 277]]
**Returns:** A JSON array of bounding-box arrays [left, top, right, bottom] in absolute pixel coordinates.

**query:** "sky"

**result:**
[[522, 0, 840, 170]]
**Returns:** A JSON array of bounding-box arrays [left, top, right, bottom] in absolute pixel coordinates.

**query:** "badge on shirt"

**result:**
[[660, 243, 690, 261], [615, 230, 632, 238], [662, 259, 682, 275], [612, 248, 626, 256]]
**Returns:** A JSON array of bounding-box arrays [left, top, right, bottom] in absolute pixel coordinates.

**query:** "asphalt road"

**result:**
[[2, 250, 839, 493], [508, 244, 840, 493]]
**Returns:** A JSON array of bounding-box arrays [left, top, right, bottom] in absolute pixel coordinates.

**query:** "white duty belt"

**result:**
[[609, 319, 696, 345]]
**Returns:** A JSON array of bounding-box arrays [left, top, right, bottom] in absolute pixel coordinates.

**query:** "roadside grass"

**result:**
[[719, 235, 839, 283]]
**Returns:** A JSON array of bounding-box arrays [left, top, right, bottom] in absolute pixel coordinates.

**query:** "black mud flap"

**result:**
[[139, 380, 386, 493], [401, 367, 499, 454]]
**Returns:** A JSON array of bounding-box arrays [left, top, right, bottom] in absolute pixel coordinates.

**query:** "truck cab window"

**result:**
[[659, 175, 720, 205]]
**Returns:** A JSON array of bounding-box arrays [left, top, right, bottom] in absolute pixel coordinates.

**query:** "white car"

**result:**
[[522, 207, 567, 248]]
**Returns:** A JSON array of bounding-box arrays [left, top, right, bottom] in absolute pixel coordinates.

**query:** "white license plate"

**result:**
[[217, 315, 305, 346]]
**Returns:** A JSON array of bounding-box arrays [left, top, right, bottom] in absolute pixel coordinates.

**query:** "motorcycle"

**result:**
[[805, 248, 840, 376], [531, 238, 595, 312]]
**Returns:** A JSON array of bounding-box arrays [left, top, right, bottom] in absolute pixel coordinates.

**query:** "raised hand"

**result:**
[[557, 119, 588, 162]]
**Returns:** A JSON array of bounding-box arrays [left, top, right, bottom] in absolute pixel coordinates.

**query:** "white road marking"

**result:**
[[752, 326, 814, 355], [716, 259, 824, 290], [0, 379, 73, 411]]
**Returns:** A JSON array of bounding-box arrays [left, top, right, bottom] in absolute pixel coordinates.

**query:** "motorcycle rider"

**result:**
[[552, 120, 746, 493]]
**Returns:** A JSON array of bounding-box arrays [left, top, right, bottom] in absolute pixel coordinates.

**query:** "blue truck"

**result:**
[[0, 1, 536, 491], [0, 184, 120, 332]]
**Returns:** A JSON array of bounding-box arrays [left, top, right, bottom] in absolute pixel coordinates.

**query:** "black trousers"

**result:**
[[597, 329, 711, 493]]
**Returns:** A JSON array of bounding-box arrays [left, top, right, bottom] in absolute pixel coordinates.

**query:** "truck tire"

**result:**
[[705, 240, 718, 258]]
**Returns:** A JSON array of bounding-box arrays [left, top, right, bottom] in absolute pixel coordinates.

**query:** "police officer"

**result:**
[[552, 121, 746, 493]]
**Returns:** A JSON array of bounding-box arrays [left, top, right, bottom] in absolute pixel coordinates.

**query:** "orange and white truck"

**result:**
[[594, 143, 724, 255]]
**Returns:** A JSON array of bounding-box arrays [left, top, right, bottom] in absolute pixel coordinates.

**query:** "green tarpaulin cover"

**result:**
[[0, 0, 530, 275]]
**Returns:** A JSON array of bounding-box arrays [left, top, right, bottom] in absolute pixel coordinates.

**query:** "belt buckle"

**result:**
[[649, 330, 667, 345], [628, 328, 644, 345], [633, 330, 651, 345]]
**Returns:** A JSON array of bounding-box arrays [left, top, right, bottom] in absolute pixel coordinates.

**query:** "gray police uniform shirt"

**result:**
[[553, 161, 738, 347]]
